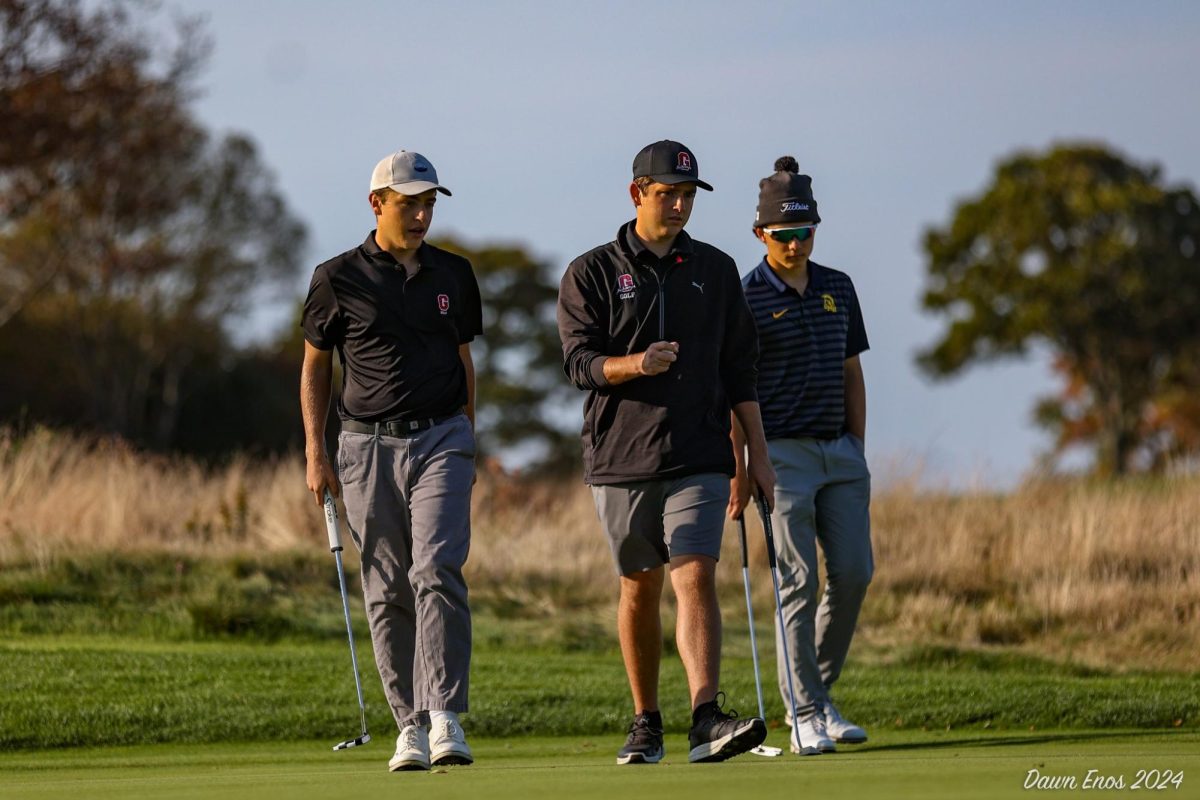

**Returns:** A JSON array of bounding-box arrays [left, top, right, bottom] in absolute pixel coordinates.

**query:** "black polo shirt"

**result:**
[[302, 232, 483, 423], [742, 258, 868, 440]]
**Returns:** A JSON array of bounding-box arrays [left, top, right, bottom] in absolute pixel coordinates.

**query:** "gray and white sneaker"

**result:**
[[430, 718, 474, 766], [616, 713, 665, 765], [790, 712, 836, 755], [823, 700, 868, 743], [389, 724, 431, 771]]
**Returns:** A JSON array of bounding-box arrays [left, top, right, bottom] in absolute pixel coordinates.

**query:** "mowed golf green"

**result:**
[[2, 731, 1197, 800], [3, 607, 1196, 800]]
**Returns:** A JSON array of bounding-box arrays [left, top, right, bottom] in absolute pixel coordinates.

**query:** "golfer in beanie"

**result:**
[[730, 156, 873, 756]]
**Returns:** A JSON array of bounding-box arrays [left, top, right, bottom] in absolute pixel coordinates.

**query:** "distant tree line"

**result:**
[[6, 3, 1200, 476]]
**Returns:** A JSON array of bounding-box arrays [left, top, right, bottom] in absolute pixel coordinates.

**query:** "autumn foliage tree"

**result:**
[[0, 0, 307, 452], [918, 143, 1200, 475]]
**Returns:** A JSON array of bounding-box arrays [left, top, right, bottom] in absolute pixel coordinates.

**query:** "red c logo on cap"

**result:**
[[677, 152, 692, 172]]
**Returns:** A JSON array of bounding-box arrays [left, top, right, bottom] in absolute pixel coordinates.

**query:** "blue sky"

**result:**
[[179, 0, 1200, 486]]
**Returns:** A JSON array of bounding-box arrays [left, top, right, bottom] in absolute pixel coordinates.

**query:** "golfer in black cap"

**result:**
[[558, 140, 774, 765], [731, 157, 873, 756]]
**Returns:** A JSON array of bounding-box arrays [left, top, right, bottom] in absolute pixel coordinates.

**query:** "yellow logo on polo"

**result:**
[[772, 309, 789, 320], [822, 294, 838, 313]]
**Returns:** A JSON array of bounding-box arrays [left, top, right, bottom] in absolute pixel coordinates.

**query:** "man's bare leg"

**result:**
[[618, 567, 665, 713], [669, 554, 720, 709]]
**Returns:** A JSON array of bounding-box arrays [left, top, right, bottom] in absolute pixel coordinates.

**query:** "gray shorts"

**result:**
[[591, 473, 728, 576]]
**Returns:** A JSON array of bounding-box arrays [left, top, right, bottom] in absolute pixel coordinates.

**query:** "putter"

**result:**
[[756, 493, 802, 754], [324, 489, 371, 751], [738, 515, 783, 757]]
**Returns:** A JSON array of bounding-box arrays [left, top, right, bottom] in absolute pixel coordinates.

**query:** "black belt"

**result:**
[[341, 412, 460, 437]]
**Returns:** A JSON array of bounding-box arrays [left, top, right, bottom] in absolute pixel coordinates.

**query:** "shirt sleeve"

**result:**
[[557, 257, 612, 391], [301, 265, 344, 350], [845, 279, 869, 359], [455, 258, 484, 344], [719, 258, 760, 406]]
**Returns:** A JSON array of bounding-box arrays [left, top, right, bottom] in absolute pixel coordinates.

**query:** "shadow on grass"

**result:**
[[857, 729, 1196, 754]]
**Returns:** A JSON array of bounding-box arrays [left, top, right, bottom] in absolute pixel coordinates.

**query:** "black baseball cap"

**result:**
[[632, 140, 714, 191]]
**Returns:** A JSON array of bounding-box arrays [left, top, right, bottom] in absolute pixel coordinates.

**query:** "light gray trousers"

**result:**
[[768, 434, 873, 718], [337, 414, 475, 729]]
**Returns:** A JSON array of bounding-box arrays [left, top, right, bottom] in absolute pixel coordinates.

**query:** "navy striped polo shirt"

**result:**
[[742, 258, 869, 440]]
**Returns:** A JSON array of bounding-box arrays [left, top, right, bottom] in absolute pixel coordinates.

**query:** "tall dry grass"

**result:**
[[867, 474, 1200, 670], [2, 427, 1198, 670]]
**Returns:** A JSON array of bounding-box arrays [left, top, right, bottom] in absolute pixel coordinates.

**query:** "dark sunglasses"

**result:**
[[765, 225, 817, 243]]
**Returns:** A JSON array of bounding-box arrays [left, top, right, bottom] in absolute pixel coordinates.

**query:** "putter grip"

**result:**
[[737, 517, 749, 565], [323, 490, 342, 552], [757, 495, 779, 570]]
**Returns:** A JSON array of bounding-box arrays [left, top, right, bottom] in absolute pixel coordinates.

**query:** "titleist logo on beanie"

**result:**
[[755, 156, 820, 228]]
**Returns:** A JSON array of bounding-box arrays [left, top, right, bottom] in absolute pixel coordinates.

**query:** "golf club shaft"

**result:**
[[334, 547, 368, 736], [325, 490, 368, 738], [757, 494, 802, 738], [737, 517, 767, 721]]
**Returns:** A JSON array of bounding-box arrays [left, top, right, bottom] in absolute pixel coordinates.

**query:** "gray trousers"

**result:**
[[336, 414, 475, 729], [768, 434, 873, 716]]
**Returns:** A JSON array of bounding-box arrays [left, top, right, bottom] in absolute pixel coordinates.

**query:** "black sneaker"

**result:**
[[616, 713, 665, 765], [687, 693, 766, 763]]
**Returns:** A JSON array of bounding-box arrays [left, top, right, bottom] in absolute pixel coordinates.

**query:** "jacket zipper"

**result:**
[[656, 270, 665, 340]]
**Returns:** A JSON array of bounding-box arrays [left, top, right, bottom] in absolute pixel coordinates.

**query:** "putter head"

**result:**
[[332, 733, 371, 751], [750, 744, 783, 757]]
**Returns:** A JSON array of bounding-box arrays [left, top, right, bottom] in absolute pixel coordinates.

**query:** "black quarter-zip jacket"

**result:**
[[557, 221, 760, 485]]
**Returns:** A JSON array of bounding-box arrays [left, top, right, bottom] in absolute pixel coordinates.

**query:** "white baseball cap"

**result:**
[[369, 150, 452, 196]]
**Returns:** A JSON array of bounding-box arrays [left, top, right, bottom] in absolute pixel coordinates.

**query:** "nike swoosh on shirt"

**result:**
[[772, 309, 790, 319]]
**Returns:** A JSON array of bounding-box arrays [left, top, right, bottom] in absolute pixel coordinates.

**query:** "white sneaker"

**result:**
[[823, 700, 868, 743], [430, 717, 474, 766], [389, 724, 431, 771], [791, 713, 836, 755]]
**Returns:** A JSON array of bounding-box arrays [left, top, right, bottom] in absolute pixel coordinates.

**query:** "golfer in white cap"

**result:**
[[301, 149, 483, 772]]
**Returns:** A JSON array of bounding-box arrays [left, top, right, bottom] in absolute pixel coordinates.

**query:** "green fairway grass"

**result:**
[[2, 634, 1196, 749], [1, 731, 1197, 800]]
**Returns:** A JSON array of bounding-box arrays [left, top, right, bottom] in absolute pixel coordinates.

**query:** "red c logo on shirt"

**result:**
[[437, 294, 450, 314]]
